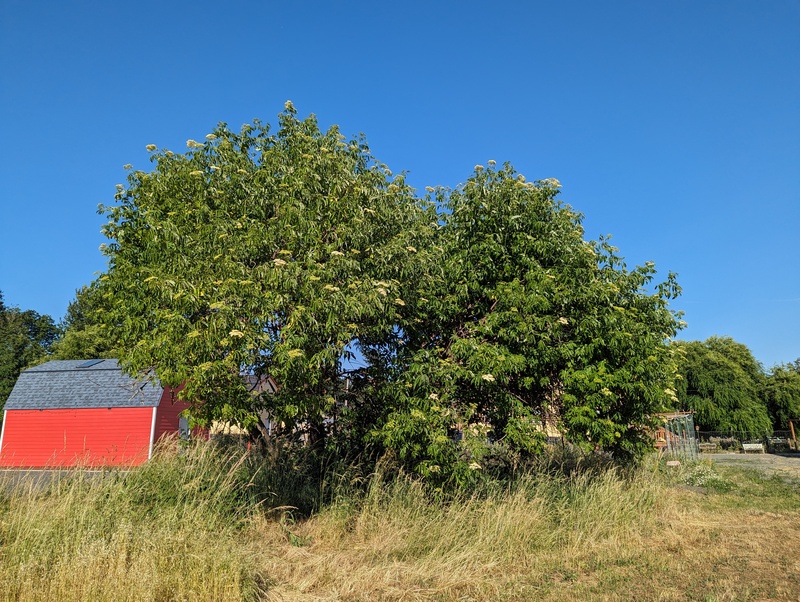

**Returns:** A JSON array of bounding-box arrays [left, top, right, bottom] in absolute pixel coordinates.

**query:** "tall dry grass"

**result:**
[[255, 458, 800, 601], [256, 463, 670, 601], [2, 441, 798, 601], [0, 439, 266, 601]]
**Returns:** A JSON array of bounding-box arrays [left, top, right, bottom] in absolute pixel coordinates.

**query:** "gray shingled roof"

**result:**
[[4, 360, 164, 410]]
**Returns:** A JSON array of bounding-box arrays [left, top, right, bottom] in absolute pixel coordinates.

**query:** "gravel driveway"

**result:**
[[707, 452, 800, 483]]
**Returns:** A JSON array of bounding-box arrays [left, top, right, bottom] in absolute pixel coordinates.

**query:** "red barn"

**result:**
[[0, 359, 193, 468]]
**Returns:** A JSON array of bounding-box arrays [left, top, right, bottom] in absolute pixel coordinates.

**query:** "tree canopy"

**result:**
[[0, 291, 60, 409], [98, 105, 684, 478], [672, 338, 800, 433], [764, 361, 800, 430], [100, 103, 433, 437], [672, 337, 772, 434], [368, 165, 682, 476], [47, 283, 118, 361]]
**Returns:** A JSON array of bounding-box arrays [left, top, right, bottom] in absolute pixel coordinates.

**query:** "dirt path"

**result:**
[[706, 452, 800, 483]]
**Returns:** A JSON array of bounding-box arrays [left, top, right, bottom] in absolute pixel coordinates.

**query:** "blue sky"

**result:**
[[1, 0, 798, 368]]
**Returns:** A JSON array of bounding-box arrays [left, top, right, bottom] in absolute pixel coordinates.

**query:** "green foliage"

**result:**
[[99, 106, 683, 481], [100, 103, 434, 439], [371, 164, 683, 478], [673, 337, 772, 434], [764, 362, 800, 429], [49, 283, 118, 360], [674, 338, 800, 433], [0, 290, 60, 409]]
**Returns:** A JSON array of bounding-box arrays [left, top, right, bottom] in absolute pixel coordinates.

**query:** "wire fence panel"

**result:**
[[663, 414, 698, 460], [654, 414, 698, 459]]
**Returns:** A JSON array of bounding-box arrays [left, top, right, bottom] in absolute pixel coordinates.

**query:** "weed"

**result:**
[[683, 462, 733, 492]]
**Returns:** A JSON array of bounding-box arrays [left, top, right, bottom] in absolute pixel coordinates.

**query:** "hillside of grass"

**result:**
[[1, 441, 798, 601]]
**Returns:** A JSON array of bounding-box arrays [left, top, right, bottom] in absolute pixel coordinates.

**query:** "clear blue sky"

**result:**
[[1, 0, 798, 368]]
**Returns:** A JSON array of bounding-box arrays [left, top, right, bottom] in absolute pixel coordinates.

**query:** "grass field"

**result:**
[[1, 442, 798, 601]]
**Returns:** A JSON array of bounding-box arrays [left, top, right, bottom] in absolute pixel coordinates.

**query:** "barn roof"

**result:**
[[4, 359, 164, 411]]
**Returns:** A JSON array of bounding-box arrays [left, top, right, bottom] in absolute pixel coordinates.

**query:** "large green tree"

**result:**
[[0, 291, 60, 409], [764, 362, 800, 430], [99, 103, 433, 441], [673, 337, 772, 434], [99, 106, 683, 477], [368, 164, 683, 477]]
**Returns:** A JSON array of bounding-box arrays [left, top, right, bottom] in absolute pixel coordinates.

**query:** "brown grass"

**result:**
[[0, 441, 264, 601], [254, 463, 800, 602], [1, 446, 798, 601]]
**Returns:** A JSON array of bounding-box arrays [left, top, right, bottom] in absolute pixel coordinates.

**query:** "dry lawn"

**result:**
[[255, 464, 800, 602], [1, 448, 798, 601]]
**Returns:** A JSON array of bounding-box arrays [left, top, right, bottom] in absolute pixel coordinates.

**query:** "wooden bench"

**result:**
[[741, 443, 764, 454], [698, 442, 716, 453]]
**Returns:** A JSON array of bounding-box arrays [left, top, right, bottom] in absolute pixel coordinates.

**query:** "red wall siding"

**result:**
[[153, 387, 190, 441], [153, 387, 209, 443], [0, 407, 153, 468]]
